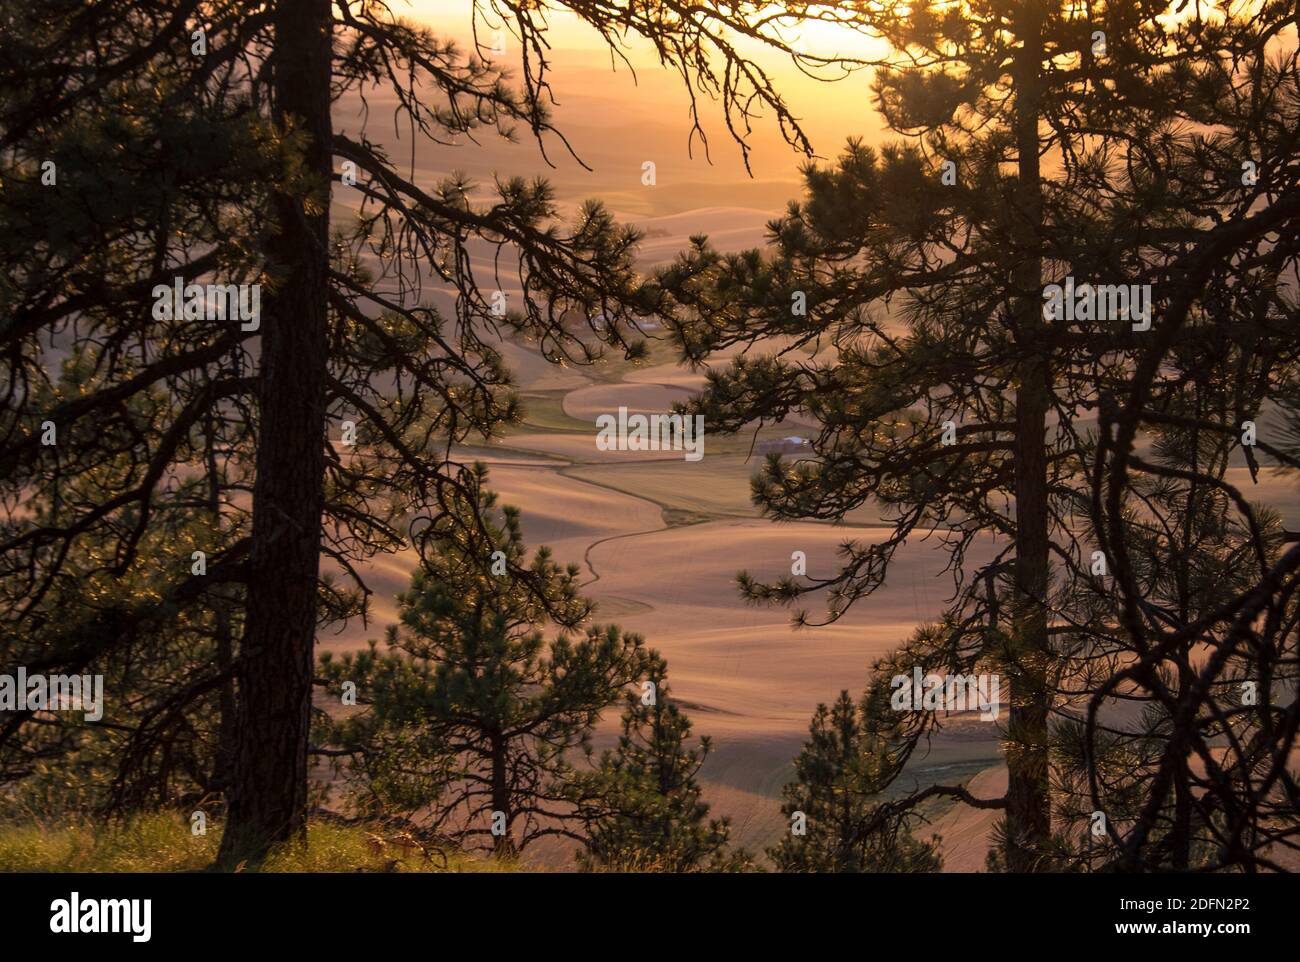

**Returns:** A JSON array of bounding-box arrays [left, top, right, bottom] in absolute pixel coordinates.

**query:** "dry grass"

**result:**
[[0, 813, 519, 873]]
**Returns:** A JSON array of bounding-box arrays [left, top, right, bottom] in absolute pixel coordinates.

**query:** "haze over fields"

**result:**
[[316, 4, 1300, 868], [322, 190, 1010, 864]]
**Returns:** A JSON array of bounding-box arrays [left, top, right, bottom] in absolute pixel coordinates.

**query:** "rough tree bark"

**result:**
[[1005, 1, 1052, 872], [217, 0, 333, 868]]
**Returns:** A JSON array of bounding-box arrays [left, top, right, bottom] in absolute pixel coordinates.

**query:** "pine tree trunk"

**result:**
[[218, 0, 332, 868], [490, 737, 514, 856], [1005, 1, 1052, 872]]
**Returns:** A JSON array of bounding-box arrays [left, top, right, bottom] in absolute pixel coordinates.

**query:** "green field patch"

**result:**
[[510, 390, 592, 433]]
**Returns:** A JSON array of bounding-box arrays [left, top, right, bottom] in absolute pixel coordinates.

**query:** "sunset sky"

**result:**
[[383, 1, 891, 209]]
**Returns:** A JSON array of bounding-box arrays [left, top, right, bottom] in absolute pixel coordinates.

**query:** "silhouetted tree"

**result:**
[[657, 0, 1300, 870], [1080, 63, 1300, 868], [0, 0, 837, 867], [0, 0, 278, 812]]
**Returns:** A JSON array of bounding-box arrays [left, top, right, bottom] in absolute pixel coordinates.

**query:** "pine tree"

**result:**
[[770, 691, 941, 873], [568, 654, 747, 872], [316, 473, 650, 856], [655, 0, 1300, 871], [1, 0, 826, 867], [0, 0, 283, 813]]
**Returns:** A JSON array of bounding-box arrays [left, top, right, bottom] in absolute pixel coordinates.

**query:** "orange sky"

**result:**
[[393, 1, 888, 192]]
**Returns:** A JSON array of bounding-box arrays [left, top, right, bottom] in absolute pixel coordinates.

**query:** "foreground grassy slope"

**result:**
[[0, 814, 514, 873]]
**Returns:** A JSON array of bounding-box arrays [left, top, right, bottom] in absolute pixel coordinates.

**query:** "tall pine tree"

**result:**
[[1, 0, 834, 867], [655, 0, 1300, 870]]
